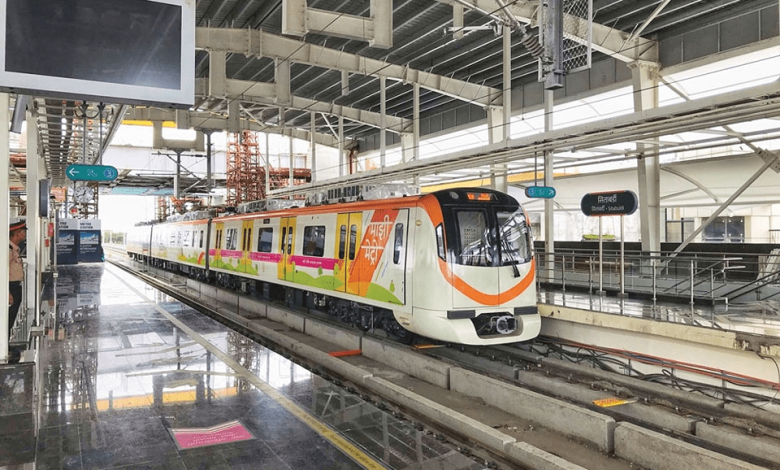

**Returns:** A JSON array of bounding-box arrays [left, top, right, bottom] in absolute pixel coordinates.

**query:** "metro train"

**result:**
[[125, 188, 541, 345]]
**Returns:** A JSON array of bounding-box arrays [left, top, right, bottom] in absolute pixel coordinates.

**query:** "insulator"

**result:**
[[521, 34, 544, 58]]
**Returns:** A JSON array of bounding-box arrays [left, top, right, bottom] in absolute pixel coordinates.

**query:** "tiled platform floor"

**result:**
[[2, 264, 481, 470]]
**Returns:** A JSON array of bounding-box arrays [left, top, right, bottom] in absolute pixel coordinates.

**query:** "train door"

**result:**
[[212, 222, 224, 266], [240, 220, 253, 272], [334, 212, 363, 295], [278, 217, 297, 282]]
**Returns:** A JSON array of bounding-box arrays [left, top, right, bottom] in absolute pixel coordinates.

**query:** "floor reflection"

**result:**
[[30, 264, 484, 469]]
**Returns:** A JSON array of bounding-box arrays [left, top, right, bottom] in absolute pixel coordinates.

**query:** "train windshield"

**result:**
[[454, 209, 531, 267]]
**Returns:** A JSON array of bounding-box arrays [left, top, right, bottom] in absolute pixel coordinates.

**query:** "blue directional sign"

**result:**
[[524, 186, 556, 199], [66, 164, 118, 182]]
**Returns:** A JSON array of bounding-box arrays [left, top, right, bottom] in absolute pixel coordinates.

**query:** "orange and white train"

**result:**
[[126, 188, 540, 345]]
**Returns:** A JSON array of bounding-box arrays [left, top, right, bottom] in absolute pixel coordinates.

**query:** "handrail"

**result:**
[[532, 247, 773, 305], [720, 268, 780, 301]]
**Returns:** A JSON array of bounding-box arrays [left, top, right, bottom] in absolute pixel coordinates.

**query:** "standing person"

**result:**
[[8, 221, 26, 336]]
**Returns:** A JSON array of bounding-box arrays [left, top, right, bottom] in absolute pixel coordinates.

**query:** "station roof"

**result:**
[[8, 0, 777, 194]]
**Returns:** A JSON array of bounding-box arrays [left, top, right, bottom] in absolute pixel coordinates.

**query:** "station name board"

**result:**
[[580, 190, 638, 216]]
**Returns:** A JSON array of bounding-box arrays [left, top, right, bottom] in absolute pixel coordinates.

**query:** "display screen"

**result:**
[[0, 0, 194, 107]]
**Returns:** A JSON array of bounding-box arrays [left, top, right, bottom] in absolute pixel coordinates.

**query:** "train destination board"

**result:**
[[581, 190, 638, 216]]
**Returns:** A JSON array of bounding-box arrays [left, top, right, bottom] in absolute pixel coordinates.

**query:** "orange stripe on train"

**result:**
[[438, 258, 535, 304]]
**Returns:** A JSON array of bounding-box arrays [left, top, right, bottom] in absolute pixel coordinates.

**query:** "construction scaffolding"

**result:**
[[226, 131, 311, 206]]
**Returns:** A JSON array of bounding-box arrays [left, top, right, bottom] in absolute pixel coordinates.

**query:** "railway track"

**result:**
[[105, 246, 780, 470]]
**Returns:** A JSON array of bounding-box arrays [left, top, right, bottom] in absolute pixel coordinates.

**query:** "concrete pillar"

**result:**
[[630, 61, 661, 253]]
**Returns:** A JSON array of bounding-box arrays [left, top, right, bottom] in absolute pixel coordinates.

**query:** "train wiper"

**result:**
[[501, 237, 521, 278]]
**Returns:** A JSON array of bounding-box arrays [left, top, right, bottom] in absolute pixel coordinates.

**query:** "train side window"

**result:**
[[393, 223, 403, 264], [303, 226, 326, 257], [349, 225, 357, 260], [226, 228, 238, 250], [200, 230, 204, 248], [191, 230, 197, 248], [436, 224, 446, 260], [287, 228, 294, 255], [245, 228, 252, 251], [338, 225, 346, 259], [258, 228, 273, 253], [281, 227, 287, 254]]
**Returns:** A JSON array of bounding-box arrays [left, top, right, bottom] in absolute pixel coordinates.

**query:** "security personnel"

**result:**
[[8, 220, 26, 335]]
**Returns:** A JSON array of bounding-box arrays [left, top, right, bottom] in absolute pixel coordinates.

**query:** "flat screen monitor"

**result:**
[[0, 0, 194, 107]]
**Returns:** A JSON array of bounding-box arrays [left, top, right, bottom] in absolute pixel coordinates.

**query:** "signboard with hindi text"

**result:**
[[580, 190, 638, 217]]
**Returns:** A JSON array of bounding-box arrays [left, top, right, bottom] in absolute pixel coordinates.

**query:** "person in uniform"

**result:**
[[8, 220, 26, 336]]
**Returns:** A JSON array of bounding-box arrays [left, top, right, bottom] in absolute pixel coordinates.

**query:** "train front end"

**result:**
[[411, 189, 541, 345]]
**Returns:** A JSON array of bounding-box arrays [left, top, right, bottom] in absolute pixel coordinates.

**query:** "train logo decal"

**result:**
[[349, 209, 399, 298]]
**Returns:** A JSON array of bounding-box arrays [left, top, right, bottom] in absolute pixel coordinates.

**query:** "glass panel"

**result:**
[[303, 226, 326, 257], [393, 223, 403, 264], [349, 225, 357, 260], [455, 211, 491, 266], [436, 224, 446, 260], [338, 225, 347, 259], [225, 228, 238, 250], [287, 228, 294, 255], [258, 228, 273, 253], [281, 227, 287, 254], [497, 210, 531, 265]]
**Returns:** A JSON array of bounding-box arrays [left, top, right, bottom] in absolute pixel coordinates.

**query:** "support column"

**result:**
[[1, 94, 11, 361], [401, 134, 415, 164], [265, 132, 270, 198], [26, 108, 40, 325], [310, 111, 317, 182], [487, 106, 507, 192], [289, 128, 294, 190], [379, 76, 386, 168], [338, 116, 345, 176], [630, 61, 661, 253], [205, 132, 213, 193], [544, 89, 555, 277], [413, 83, 420, 162]]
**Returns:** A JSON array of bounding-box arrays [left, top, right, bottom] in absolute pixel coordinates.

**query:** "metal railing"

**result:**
[[534, 248, 780, 305]]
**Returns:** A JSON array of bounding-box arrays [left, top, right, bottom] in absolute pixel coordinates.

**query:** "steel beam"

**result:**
[[268, 80, 780, 197], [125, 108, 341, 148], [195, 27, 501, 107], [435, 0, 658, 63], [283, 0, 393, 48], [195, 78, 410, 133]]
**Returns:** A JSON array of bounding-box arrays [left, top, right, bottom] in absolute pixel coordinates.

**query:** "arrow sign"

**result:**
[[66, 164, 118, 182], [524, 186, 556, 199]]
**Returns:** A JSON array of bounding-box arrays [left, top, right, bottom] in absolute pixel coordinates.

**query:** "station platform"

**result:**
[[1, 263, 482, 470], [536, 286, 780, 400]]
